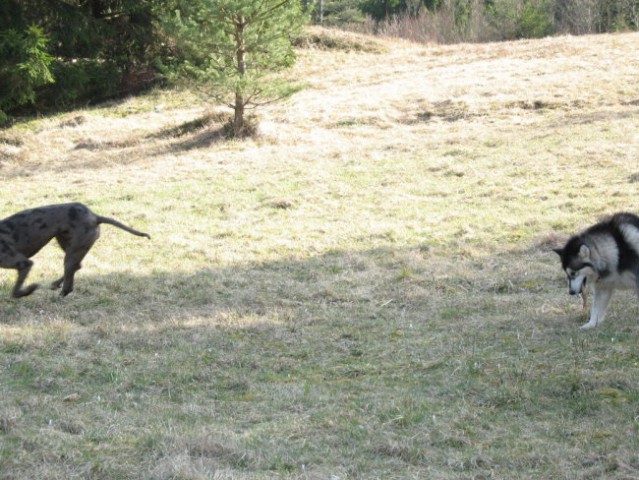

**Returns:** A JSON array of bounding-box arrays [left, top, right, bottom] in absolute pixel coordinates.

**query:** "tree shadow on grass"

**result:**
[[147, 112, 262, 154], [146, 112, 230, 153], [0, 246, 398, 324], [1, 243, 627, 480]]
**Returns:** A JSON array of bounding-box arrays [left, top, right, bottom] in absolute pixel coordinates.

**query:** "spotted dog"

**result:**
[[0, 203, 150, 298]]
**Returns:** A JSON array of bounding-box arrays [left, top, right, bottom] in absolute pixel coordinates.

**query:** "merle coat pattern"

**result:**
[[0, 203, 150, 298]]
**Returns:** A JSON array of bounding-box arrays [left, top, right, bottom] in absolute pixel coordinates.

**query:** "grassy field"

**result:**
[[1, 28, 639, 479]]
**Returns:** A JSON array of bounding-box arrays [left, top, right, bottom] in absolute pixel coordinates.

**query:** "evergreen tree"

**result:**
[[359, 0, 441, 22], [0, 26, 54, 124], [166, 0, 307, 137], [1, 0, 163, 120]]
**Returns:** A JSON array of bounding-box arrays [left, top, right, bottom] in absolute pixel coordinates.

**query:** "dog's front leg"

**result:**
[[12, 259, 39, 298], [581, 287, 612, 329]]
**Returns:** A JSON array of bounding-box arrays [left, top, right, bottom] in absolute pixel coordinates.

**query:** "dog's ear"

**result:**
[[552, 248, 563, 257], [578, 244, 590, 260]]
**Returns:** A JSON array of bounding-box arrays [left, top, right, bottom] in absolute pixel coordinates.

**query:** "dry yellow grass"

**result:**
[[1, 28, 639, 479]]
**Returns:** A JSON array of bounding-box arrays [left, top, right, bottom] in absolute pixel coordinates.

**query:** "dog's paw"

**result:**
[[14, 283, 39, 298], [580, 321, 598, 330]]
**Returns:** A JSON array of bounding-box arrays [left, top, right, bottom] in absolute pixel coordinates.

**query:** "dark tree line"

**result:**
[[1, 0, 168, 123], [0, 0, 308, 127], [356, 0, 639, 33]]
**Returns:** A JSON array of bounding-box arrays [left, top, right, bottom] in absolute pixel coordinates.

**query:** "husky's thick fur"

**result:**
[[0, 203, 150, 298], [554, 212, 639, 329]]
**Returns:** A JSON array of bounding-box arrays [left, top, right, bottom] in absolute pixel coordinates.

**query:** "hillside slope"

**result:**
[[1, 29, 639, 479]]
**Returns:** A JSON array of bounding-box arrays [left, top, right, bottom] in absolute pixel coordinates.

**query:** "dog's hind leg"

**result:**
[[50, 275, 64, 290], [59, 253, 84, 297], [59, 235, 98, 297], [581, 287, 613, 329], [50, 233, 70, 291], [60, 247, 91, 296]]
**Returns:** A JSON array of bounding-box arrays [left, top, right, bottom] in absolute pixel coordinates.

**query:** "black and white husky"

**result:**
[[554, 213, 639, 329]]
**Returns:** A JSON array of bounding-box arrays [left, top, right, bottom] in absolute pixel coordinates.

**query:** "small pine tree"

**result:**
[[167, 0, 307, 138]]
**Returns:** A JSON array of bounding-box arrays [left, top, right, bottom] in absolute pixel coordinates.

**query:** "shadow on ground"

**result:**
[[0, 243, 570, 333]]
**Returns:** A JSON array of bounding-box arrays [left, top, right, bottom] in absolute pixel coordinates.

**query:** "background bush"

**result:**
[[336, 0, 638, 43], [0, 26, 54, 124], [1, 0, 164, 122], [38, 61, 122, 111]]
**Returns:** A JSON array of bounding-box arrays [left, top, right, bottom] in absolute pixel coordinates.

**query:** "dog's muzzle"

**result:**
[[569, 277, 586, 296]]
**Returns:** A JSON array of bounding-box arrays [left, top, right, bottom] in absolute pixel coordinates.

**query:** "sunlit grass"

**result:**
[[1, 29, 639, 479]]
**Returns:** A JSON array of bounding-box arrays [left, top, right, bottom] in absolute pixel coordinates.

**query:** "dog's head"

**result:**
[[554, 238, 596, 296]]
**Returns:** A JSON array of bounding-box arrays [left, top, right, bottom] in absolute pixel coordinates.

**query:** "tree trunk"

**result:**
[[233, 17, 247, 137], [234, 92, 245, 136]]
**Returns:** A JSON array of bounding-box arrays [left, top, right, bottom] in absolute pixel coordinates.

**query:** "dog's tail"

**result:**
[[97, 216, 151, 239]]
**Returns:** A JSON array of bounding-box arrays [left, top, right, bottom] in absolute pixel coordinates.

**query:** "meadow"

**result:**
[[1, 28, 639, 479]]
